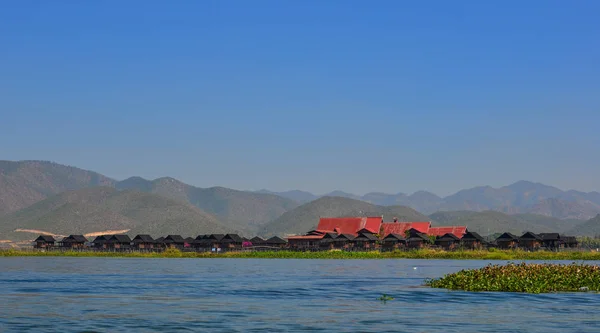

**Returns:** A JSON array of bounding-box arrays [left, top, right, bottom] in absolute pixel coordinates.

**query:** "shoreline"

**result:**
[[3, 249, 600, 260]]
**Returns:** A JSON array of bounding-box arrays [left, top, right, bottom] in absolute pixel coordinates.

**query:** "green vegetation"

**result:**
[[568, 214, 600, 237], [377, 294, 394, 302], [426, 262, 600, 293], [5, 249, 600, 260]]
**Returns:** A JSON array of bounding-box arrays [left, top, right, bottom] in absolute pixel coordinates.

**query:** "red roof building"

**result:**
[[381, 222, 431, 237], [428, 226, 467, 238], [315, 217, 382, 236]]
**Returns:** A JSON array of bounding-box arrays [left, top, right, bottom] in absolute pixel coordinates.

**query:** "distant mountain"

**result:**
[[519, 198, 600, 220], [429, 210, 585, 235], [259, 196, 430, 237], [255, 189, 318, 203], [261, 180, 600, 219], [0, 160, 114, 216], [0, 187, 233, 242], [0, 187, 235, 240], [117, 177, 299, 232], [567, 214, 600, 236]]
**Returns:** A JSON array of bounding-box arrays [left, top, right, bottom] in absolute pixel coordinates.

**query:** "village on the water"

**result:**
[[32, 216, 579, 252]]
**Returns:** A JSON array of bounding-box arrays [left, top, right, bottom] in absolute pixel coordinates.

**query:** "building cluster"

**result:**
[[32, 216, 579, 252], [285, 217, 578, 251], [33, 233, 287, 252]]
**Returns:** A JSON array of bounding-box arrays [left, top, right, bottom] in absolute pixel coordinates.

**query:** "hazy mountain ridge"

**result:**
[[261, 180, 600, 219], [260, 196, 432, 237], [0, 187, 234, 242]]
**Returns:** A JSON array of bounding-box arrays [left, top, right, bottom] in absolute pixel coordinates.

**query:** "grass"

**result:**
[[3, 248, 600, 260], [426, 262, 600, 293]]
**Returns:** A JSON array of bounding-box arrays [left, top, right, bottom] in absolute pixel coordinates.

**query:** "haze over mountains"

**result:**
[[260, 181, 600, 220], [1, 160, 600, 244]]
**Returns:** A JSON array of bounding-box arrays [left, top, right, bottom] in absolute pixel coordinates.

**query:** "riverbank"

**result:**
[[3, 249, 600, 260]]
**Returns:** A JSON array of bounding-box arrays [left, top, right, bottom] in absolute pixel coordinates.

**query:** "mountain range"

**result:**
[[1, 160, 600, 244], [259, 181, 600, 219]]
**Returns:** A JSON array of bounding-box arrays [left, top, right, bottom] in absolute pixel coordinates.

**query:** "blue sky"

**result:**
[[1, 0, 599, 196]]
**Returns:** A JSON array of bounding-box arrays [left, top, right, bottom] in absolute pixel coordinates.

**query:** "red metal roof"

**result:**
[[316, 217, 382, 235], [428, 226, 467, 238], [381, 222, 431, 237]]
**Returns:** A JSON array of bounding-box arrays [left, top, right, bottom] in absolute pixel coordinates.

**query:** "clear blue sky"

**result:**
[[1, 0, 599, 196]]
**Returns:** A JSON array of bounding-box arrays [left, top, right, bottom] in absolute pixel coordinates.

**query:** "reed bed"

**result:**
[[3, 248, 600, 260], [426, 262, 600, 293]]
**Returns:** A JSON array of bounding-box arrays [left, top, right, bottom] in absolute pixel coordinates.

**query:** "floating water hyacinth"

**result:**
[[426, 262, 600, 294], [377, 294, 394, 302]]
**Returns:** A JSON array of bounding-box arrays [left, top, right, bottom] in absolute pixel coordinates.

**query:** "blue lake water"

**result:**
[[1, 258, 599, 332]]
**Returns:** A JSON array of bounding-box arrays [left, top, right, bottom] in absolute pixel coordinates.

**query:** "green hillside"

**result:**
[[259, 196, 430, 237], [0, 187, 234, 242], [567, 214, 600, 236]]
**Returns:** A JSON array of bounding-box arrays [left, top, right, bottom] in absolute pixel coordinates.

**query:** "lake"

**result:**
[[1, 258, 599, 332]]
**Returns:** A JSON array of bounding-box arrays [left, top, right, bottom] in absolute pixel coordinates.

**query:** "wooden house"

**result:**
[[58, 235, 88, 249], [199, 234, 225, 251], [435, 233, 460, 250], [518, 232, 542, 250], [495, 232, 519, 249], [562, 236, 578, 248], [34, 235, 56, 249], [286, 234, 323, 250], [407, 231, 430, 249], [538, 233, 563, 250], [264, 236, 287, 249], [132, 234, 155, 249], [319, 232, 340, 250], [106, 235, 132, 250], [220, 234, 243, 250], [249, 236, 265, 247], [461, 231, 486, 250], [163, 235, 185, 249], [381, 233, 406, 251], [352, 230, 379, 250], [92, 235, 110, 249], [332, 234, 356, 249], [154, 236, 166, 249], [184, 237, 195, 248]]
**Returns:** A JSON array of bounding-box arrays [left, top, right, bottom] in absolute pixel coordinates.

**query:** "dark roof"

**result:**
[[132, 234, 155, 243], [35, 235, 56, 242], [519, 231, 542, 241], [108, 234, 132, 243], [354, 232, 379, 241], [538, 233, 561, 241], [93, 235, 110, 243], [356, 228, 375, 235], [408, 233, 430, 242], [324, 232, 339, 239], [383, 233, 406, 242], [437, 233, 460, 241], [164, 235, 185, 243], [184, 237, 195, 243], [496, 232, 519, 241], [61, 235, 88, 243], [250, 236, 265, 244], [265, 236, 287, 244], [155, 237, 165, 242], [461, 231, 485, 242], [221, 234, 243, 243], [208, 234, 225, 241], [330, 234, 355, 242], [195, 235, 208, 240]]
